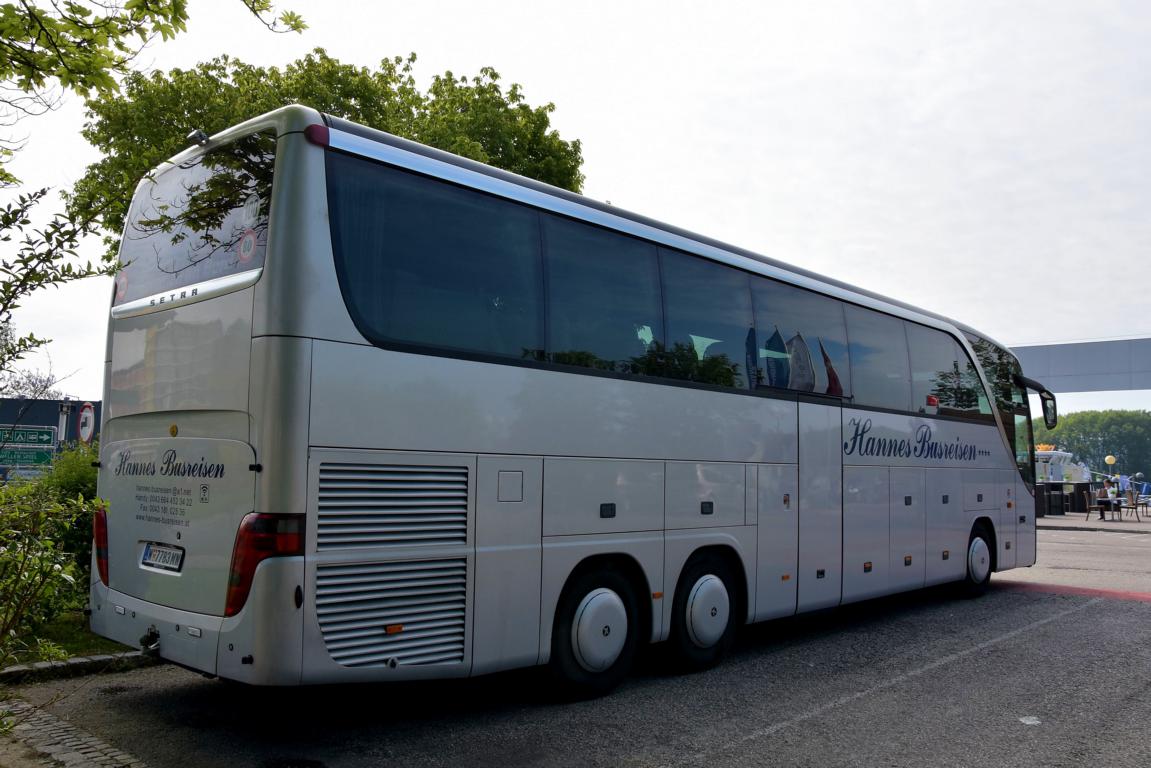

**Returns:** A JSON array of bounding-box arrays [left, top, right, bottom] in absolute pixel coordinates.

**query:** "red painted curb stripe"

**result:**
[[997, 581, 1151, 603]]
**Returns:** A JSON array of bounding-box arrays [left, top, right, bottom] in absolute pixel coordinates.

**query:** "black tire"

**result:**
[[549, 568, 640, 699], [667, 552, 739, 672], [962, 523, 994, 597]]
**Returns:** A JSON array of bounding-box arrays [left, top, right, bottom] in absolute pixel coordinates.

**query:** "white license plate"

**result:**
[[141, 542, 185, 572]]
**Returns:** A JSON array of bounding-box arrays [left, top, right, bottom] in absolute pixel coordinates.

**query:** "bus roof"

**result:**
[[322, 112, 1011, 356]]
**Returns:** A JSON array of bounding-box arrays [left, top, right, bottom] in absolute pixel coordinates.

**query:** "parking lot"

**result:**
[[7, 528, 1151, 768]]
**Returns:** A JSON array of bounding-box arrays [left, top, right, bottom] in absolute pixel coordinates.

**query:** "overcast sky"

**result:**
[[5, 0, 1150, 413]]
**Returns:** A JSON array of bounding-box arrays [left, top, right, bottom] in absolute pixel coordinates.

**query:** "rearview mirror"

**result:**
[[1040, 391, 1058, 430]]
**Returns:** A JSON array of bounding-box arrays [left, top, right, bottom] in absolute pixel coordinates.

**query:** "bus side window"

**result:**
[[844, 305, 911, 412], [328, 155, 544, 360], [751, 277, 850, 396], [657, 248, 754, 389], [543, 215, 663, 373]]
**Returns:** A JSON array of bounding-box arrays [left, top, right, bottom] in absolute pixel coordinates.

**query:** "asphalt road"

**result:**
[[14, 529, 1151, 768]]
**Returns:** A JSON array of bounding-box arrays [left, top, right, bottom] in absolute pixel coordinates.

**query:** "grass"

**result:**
[[9, 611, 129, 664]]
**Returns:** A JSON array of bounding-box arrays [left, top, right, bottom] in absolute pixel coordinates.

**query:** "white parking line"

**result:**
[[672, 598, 1104, 766]]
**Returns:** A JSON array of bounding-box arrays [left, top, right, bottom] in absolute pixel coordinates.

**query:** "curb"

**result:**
[[1037, 524, 1151, 535], [0, 652, 158, 685]]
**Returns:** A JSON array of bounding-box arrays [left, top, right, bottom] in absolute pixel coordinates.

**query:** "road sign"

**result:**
[[0, 425, 56, 446], [0, 447, 53, 466], [78, 403, 96, 443]]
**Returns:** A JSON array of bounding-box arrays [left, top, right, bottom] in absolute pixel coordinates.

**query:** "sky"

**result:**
[[4, 0, 1150, 413]]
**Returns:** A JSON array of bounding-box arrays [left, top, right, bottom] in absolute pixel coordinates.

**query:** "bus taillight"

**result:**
[[93, 502, 110, 586], [225, 513, 305, 617]]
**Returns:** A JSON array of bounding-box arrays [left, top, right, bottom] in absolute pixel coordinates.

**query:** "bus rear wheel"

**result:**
[[667, 552, 738, 671], [963, 523, 994, 596], [549, 568, 640, 698]]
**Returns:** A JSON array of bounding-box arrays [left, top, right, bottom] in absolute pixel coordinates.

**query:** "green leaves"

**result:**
[[1033, 409, 1151, 476], [0, 482, 90, 667], [69, 49, 585, 260]]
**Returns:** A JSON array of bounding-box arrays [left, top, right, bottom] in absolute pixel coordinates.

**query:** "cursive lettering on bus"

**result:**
[[113, 448, 225, 478], [843, 418, 982, 462], [114, 450, 156, 476], [159, 450, 225, 479]]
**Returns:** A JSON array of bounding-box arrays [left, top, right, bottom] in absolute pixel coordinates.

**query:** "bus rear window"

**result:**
[[114, 131, 276, 306]]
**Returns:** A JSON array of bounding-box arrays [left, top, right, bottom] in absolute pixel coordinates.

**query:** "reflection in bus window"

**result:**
[[544, 216, 663, 373], [845, 306, 911, 411], [655, 249, 753, 389], [117, 131, 276, 304], [751, 278, 850, 396]]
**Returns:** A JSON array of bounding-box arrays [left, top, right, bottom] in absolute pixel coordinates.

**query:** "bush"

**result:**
[[0, 482, 90, 667], [38, 442, 99, 578]]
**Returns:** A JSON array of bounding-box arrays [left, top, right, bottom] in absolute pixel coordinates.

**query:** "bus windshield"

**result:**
[[114, 130, 276, 306]]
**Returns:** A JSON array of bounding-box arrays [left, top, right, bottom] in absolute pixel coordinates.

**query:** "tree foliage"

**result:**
[[1033, 409, 1151, 476], [0, 1, 303, 184], [67, 49, 585, 258], [0, 1, 302, 380]]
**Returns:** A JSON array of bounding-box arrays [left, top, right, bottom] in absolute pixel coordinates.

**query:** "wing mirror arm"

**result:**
[[1013, 373, 1058, 430]]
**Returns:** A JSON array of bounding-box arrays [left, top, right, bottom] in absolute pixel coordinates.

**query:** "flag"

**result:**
[[762, 327, 789, 387], [819, 338, 843, 396], [786, 332, 815, 392]]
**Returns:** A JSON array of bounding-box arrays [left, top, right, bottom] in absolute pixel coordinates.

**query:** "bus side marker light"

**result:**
[[863, 562, 873, 573], [169, 424, 178, 437], [652, 592, 663, 600], [781, 574, 791, 582], [1007, 501, 1014, 509], [816, 569, 826, 579], [385, 624, 404, 635], [942, 550, 950, 560], [904, 556, 912, 567]]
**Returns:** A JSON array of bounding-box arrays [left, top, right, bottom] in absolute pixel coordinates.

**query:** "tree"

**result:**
[[0, 1, 302, 381], [1033, 410, 1151, 477], [67, 49, 585, 259], [1, 1, 304, 184]]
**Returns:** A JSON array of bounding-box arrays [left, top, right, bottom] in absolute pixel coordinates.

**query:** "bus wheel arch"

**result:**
[[548, 554, 651, 698], [963, 518, 997, 596], [667, 545, 746, 671]]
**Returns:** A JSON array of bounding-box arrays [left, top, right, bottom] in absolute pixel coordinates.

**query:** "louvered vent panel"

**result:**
[[317, 463, 468, 550], [316, 558, 467, 667]]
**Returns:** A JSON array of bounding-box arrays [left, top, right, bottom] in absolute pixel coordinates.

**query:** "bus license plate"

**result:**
[[141, 542, 184, 572]]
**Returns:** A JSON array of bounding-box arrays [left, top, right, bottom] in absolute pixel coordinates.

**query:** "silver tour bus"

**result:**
[[90, 105, 1058, 695]]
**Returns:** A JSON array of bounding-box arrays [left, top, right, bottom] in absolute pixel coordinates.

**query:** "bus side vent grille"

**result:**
[[317, 463, 468, 549], [316, 558, 467, 667]]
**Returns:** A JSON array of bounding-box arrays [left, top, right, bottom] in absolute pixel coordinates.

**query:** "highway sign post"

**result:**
[[0, 425, 58, 470]]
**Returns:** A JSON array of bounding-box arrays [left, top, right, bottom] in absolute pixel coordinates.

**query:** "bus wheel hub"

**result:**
[[571, 588, 627, 672], [686, 575, 730, 648]]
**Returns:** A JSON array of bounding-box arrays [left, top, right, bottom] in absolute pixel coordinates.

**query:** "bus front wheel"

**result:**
[[549, 568, 640, 698], [667, 552, 738, 671]]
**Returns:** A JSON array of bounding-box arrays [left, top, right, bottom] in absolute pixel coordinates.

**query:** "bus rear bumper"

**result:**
[[89, 557, 304, 685], [90, 581, 223, 676]]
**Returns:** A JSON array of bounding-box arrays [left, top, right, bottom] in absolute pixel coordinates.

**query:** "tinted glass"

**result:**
[[906, 323, 969, 416], [751, 278, 850, 396], [656, 249, 754, 389], [544, 216, 663, 373], [117, 131, 276, 304], [845, 306, 911, 411], [327, 153, 544, 360]]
